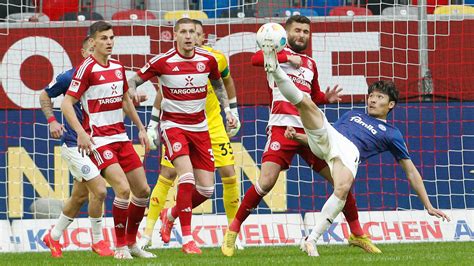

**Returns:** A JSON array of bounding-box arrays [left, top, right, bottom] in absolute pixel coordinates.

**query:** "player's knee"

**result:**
[[258, 173, 277, 192], [115, 184, 131, 199], [93, 187, 107, 202], [134, 185, 151, 199], [218, 166, 236, 178], [73, 192, 89, 205], [333, 180, 353, 200]]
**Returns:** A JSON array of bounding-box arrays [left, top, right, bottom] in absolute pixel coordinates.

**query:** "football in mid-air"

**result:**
[[256, 22, 288, 52]]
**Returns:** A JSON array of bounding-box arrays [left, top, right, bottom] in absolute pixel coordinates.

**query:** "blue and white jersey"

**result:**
[[334, 110, 410, 162], [44, 68, 82, 147]]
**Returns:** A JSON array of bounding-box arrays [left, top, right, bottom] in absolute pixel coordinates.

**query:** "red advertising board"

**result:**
[[0, 20, 472, 109]]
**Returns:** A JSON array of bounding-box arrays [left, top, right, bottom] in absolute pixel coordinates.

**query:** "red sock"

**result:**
[[170, 188, 206, 219], [229, 185, 263, 233], [343, 191, 364, 236], [176, 183, 194, 237], [112, 197, 129, 247], [126, 196, 148, 246], [192, 188, 209, 208]]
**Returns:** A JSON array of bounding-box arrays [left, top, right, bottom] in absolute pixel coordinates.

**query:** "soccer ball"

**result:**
[[256, 22, 287, 53]]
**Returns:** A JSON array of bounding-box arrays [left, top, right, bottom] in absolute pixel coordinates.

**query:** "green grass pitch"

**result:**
[[2, 242, 473, 265]]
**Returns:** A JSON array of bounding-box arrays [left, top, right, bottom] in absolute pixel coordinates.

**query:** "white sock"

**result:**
[[51, 212, 74, 241], [167, 208, 175, 222], [182, 235, 193, 244], [308, 194, 346, 242], [89, 216, 104, 244], [272, 67, 304, 105]]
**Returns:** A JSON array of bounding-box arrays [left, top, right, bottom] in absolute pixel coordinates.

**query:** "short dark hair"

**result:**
[[368, 80, 399, 105], [82, 36, 90, 47], [174, 17, 195, 32], [192, 19, 203, 27], [285, 15, 311, 29], [88, 21, 112, 38]]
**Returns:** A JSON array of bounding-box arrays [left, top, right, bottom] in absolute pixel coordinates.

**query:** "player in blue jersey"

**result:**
[[39, 37, 114, 258], [260, 43, 449, 256]]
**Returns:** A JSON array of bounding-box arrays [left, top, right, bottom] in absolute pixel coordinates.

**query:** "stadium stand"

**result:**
[[111, 9, 156, 20], [329, 6, 374, 16], [434, 5, 474, 15], [163, 10, 208, 20]]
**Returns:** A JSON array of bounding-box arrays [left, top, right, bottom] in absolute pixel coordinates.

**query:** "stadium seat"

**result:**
[[434, 5, 474, 15], [329, 6, 373, 16], [309, 0, 345, 16], [163, 10, 208, 20], [5, 12, 50, 22], [61, 11, 104, 21], [203, 0, 238, 18], [40, 0, 79, 21], [274, 7, 319, 17], [411, 0, 449, 14], [465, 0, 474, 5], [111, 9, 157, 20], [382, 5, 419, 17]]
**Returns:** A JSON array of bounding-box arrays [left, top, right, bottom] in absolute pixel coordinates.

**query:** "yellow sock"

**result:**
[[222, 175, 240, 225], [144, 175, 173, 237]]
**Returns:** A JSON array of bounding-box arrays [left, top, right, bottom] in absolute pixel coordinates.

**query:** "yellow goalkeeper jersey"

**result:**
[[202, 45, 231, 131]]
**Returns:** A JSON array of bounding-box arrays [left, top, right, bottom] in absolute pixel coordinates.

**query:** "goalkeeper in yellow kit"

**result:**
[[137, 19, 242, 249]]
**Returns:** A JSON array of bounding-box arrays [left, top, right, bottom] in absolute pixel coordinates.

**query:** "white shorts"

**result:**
[[61, 144, 101, 182], [304, 109, 360, 178]]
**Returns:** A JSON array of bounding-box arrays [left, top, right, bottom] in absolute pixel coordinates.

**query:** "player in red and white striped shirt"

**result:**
[[128, 18, 236, 254], [222, 15, 380, 256], [61, 21, 154, 260]]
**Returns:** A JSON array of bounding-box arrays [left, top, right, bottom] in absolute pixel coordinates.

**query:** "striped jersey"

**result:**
[[253, 47, 327, 128], [137, 47, 221, 132], [66, 55, 129, 148]]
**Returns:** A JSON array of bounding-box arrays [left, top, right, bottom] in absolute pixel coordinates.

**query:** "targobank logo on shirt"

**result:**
[[99, 96, 122, 105], [170, 87, 206, 95], [350, 116, 378, 135]]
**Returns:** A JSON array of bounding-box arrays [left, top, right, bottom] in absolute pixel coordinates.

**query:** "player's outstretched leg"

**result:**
[[261, 36, 279, 72]]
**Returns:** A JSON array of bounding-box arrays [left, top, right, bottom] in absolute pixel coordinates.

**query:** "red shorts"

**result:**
[[161, 127, 215, 172], [89, 141, 143, 173], [262, 126, 327, 171]]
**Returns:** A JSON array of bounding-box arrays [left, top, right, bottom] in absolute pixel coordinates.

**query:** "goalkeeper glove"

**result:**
[[147, 107, 160, 150], [227, 97, 241, 137]]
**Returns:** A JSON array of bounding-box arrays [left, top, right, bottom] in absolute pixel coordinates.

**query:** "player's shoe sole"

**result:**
[[348, 234, 382, 253], [221, 230, 238, 257], [261, 38, 278, 73]]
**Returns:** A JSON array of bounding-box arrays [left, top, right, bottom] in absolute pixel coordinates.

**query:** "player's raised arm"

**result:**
[[399, 159, 451, 221], [251, 50, 292, 66]]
